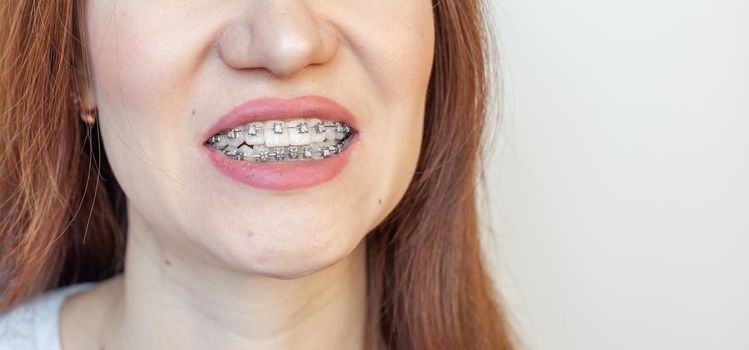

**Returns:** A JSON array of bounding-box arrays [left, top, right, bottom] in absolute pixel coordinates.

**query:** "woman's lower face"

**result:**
[[83, 0, 435, 277]]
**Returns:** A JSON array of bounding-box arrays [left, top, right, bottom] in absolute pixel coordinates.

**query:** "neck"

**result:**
[[106, 215, 368, 350]]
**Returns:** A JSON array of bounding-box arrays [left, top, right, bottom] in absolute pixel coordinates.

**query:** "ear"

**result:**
[[72, 3, 96, 113], [72, 46, 96, 112]]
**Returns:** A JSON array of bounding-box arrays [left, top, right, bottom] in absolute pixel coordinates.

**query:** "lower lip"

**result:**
[[202, 136, 358, 191]]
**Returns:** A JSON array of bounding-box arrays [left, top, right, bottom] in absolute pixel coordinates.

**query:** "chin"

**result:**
[[216, 226, 360, 280]]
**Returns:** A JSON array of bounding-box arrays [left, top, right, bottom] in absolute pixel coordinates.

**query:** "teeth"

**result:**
[[310, 143, 325, 160], [206, 118, 354, 162], [245, 122, 264, 145], [287, 119, 311, 146], [297, 122, 310, 134], [320, 146, 332, 159], [238, 145, 253, 160], [288, 146, 299, 160], [226, 128, 244, 147], [209, 134, 229, 150], [272, 122, 284, 134], [264, 120, 289, 147], [325, 125, 336, 143], [273, 147, 286, 161], [307, 118, 327, 143], [255, 145, 270, 162], [223, 146, 241, 160], [322, 135, 337, 147], [302, 146, 314, 159], [214, 142, 348, 163], [334, 122, 347, 140]]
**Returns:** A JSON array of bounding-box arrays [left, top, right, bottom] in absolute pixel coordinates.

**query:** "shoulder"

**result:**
[[0, 283, 96, 350], [0, 295, 35, 350]]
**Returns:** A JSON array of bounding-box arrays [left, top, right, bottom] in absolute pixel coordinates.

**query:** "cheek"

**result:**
[[354, 2, 434, 210], [85, 3, 207, 195], [341, 0, 435, 98], [86, 3, 200, 148], [332, 0, 434, 171], [84, 3, 203, 230]]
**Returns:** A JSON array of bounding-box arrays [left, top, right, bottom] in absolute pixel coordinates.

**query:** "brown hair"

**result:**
[[0, 0, 515, 348]]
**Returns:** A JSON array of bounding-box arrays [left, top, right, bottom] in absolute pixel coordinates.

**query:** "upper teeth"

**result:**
[[206, 118, 353, 162]]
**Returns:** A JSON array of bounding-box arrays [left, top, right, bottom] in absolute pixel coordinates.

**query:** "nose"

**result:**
[[217, 1, 339, 78]]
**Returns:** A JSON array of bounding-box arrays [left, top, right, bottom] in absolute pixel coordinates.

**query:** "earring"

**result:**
[[70, 92, 97, 125], [80, 107, 97, 125]]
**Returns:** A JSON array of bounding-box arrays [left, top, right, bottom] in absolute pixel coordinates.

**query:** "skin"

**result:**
[[61, 1, 435, 350]]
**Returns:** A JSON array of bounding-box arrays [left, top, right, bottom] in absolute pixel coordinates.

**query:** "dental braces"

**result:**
[[214, 121, 352, 141], [218, 141, 349, 163], [206, 121, 354, 163]]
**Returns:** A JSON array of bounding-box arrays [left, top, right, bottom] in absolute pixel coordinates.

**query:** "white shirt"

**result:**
[[0, 283, 95, 350]]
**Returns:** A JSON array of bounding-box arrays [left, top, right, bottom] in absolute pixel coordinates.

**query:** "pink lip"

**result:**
[[201, 96, 359, 191]]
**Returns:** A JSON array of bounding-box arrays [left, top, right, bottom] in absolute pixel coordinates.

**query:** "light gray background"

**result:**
[[486, 1, 749, 349]]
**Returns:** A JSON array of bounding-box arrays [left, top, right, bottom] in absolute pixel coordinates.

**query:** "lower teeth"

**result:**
[[213, 140, 349, 163]]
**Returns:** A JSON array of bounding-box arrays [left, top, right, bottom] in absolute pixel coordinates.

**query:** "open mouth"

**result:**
[[205, 118, 355, 162]]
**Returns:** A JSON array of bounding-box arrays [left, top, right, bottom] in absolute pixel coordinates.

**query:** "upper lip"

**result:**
[[201, 95, 360, 143]]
